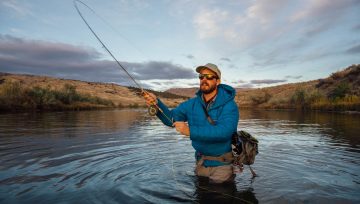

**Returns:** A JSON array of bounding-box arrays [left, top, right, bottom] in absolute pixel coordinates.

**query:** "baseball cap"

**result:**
[[195, 63, 221, 79]]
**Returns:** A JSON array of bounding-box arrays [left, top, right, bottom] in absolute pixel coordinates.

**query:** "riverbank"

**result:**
[[168, 64, 360, 112], [0, 72, 187, 112], [0, 81, 115, 112], [1, 64, 359, 112]]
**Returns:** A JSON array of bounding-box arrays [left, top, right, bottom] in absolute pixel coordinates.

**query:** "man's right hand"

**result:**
[[143, 91, 157, 107]]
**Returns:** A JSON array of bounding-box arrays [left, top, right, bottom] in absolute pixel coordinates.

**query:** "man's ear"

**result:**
[[216, 79, 220, 86]]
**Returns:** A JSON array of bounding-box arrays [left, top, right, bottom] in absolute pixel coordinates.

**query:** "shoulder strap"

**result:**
[[201, 105, 215, 125]]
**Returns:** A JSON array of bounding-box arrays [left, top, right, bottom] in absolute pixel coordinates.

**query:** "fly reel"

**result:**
[[148, 105, 158, 116]]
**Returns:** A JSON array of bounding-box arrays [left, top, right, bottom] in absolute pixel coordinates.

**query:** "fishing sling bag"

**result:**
[[231, 130, 259, 176], [202, 105, 259, 176]]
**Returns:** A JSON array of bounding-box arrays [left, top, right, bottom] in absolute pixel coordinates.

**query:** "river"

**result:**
[[0, 109, 359, 203]]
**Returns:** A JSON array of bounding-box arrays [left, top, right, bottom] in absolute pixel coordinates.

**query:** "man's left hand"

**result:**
[[174, 122, 190, 137]]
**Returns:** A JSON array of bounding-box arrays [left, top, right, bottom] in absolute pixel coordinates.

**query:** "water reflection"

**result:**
[[0, 109, 144, 136], [194, 177, 258, 204], [240, 109, 360, 150], [0, 109, 359, 203]]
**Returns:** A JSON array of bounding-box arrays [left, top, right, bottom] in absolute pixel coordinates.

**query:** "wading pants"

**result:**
[[195, 152, 235, 183]]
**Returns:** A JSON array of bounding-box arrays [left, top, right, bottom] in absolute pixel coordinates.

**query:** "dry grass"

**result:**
[[233, 64, 359, 111], [0, 73, 187, 111], [0, 80, 114, 111], [1, 64, 358, 112]]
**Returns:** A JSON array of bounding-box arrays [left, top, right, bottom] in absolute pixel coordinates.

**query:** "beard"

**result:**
[[200, 81, 217, 94]]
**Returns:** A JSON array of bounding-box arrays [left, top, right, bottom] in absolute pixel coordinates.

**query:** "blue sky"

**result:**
[[0, 0, 359, 90]]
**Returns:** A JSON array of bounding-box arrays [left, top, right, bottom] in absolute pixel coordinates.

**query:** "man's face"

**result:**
[[199, 69, 220, 94]]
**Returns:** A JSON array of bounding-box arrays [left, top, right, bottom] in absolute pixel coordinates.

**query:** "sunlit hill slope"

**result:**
[[0, 64, 359, 112], [166, 64, 360, 111]]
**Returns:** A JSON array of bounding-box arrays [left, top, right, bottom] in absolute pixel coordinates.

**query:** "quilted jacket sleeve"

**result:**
[[156, 99, 188, 127]]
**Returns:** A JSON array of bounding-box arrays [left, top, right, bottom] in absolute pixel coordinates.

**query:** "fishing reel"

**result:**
[[148, 104, 173, 125], [148, 105, 158, 116]]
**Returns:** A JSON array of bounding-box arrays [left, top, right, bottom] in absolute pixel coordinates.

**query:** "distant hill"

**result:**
[[165, 87, 198, 98], [0, 73, 187, 111], [316, 64, 360, 96], [166, 64, 360, 111], [1, 64, 359, 112]]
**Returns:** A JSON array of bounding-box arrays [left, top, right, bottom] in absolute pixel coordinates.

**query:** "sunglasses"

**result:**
[[198, 74, 218, 80]]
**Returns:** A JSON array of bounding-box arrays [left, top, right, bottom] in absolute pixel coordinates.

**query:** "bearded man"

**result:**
[[144, 63, 239, 183]]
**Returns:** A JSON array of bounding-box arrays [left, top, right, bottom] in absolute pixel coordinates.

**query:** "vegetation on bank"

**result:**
[[270, 87, 360, 111], [1, 64, 358, 112], [0, 82, 115, 111], [245, 64, 360, 111]]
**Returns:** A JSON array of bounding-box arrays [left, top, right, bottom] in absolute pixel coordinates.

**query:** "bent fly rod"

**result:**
[[73, 0, 173, 124]]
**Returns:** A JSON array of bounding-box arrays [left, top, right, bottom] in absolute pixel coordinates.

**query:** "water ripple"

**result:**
[[0, 109, 359, 203]]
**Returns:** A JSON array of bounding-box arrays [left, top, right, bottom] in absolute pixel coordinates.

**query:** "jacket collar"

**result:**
[[196, 84, 236, 110]]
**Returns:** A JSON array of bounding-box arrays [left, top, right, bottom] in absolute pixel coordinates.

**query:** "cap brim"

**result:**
[[195, 66, 207, 73]]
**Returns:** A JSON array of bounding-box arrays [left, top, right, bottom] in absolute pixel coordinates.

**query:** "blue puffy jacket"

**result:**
[[156, 84, 239, 167]]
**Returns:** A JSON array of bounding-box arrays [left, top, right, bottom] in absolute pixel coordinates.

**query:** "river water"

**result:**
[[0, 109, 359, 203]]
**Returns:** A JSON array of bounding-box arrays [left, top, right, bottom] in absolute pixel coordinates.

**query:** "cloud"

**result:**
[[290, 0, 359, 36], [1, 0, 33, 16], [193, 8, 229, 39], [231, 78, 289, 88], [123, 61, 195, 80], [353, 24, 360, 31], [346, 44, 360, 54], [191, 0, 358, 55], [0, 35, 196, 85], [250, 79, 287, 85], [231, 79, 246, 84], [140, 79, 199, 91], [189, 0, 358, 83], [228, 64, 237, 69], [193, 0, 290, 46], [285, 75, 302, 79], [0, 35, 102, 61], [291, 0, 357, 22], [235, 83, 254, 89], [220, 57, 231, 62], [185, 54, 195, 59], [244, 0, 288, 25]]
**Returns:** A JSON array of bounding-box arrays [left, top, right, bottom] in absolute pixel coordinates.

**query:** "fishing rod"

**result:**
[[74, 2, 249, 202], [73, 0, 173, 124]]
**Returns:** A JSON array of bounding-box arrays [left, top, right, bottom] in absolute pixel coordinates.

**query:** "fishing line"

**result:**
[[73, 0, 173, 125], [74, 0, 143, 90], [74, 1, 249, 202], [74, 0, 147, 66]]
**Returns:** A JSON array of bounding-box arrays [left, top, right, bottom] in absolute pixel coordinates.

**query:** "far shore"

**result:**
[[1, 106, 359, 115], [1, 64, 359, 113]]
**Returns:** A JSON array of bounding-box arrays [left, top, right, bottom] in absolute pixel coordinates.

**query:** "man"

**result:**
[[143, 63, 239, 183]]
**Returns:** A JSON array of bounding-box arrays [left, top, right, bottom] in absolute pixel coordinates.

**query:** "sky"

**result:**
[[0, 0, 359, 91]]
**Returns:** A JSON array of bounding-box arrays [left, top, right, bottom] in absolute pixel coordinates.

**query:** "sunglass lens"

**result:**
[[199, 74, 217, 80]]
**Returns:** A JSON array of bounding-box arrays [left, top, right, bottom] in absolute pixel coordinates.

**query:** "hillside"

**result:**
[[166, 64, 360, 111], [165, 87, 198, 98], [1, 64, 359, 112], [0, 73, 187, 111]]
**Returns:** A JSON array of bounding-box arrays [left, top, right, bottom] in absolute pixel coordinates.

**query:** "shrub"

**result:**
[[328, 82, 350, 100], [129, 103, 139, 108], [0, 81, 24, 100], [27, 86, 57, 108], [330, 71, 343, 80], [0, 81, 28, 109], [250, 91, 272, 105], [291, 89, 306, 108], [0, 82, 114, 111], [315, 79, 326, 88], [306, 90, 324, 104]]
